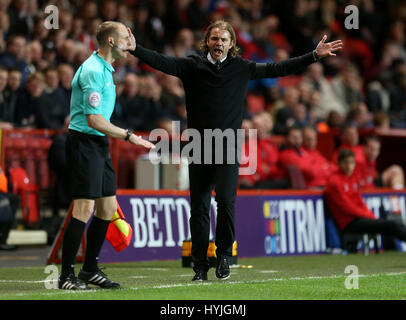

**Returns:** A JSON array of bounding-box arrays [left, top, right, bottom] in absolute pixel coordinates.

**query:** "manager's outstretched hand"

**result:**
[[127, 27, 136, 52], [315, 35, 343, 58]]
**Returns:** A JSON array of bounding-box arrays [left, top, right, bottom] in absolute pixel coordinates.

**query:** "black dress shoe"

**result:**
[[215, 256, 230, 280], [0, 244, 18, 251], [192, 269, 208, 281]]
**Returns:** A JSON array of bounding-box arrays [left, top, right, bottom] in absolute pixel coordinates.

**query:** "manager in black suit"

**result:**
[[127, 20, 343, 281]]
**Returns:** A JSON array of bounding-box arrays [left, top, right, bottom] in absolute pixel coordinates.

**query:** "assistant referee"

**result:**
[[59, 21, 154, 290], [129, 20, 343, 281]]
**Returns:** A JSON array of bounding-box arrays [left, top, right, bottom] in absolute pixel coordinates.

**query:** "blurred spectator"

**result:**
[[7, 0, 31, 36], [292, 103, 311, 128], [187, 0, 209, 30], [302, 62, 345, 120], [332, 123, 365, 164], [112, 73, 163, 131], [373, 111, 390, 130], [42, 67, 69, 129], [80, 18, 100, 53], [0, 11, 10, 52], [355, 136, 405, 190], [326, 110, 344, 131], [69, 17, 84, 41], [100, 0, 118, 21], [331, 62, 364, 113], [302, 126, 336, 188], [164, 0, 193, 42], [14, 71, 49, 128], [80, 0, 98, 21], [29, 40, 48, 71], [0, 35, 30, 83], [56, 39, 76, 66], [346, 102, 374, 129], [273, 86, 300, 134], [279, 126, 320, 189], [239, 112, 288, 189], [164, 28, 196, 57], [32, 16, 49, 42], [57, 63, 73, 109], [1, 67, 21, 128], [0, 65, 12, 128]]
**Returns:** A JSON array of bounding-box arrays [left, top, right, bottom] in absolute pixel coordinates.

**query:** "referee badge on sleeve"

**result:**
[[89, 91, 101, 108]]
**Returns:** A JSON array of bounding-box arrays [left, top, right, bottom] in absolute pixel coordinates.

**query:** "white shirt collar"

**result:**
[[207, 52, 227, 65]]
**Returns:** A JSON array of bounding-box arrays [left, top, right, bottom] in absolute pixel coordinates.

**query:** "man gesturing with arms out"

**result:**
[[59, 21, 155, 290], [128, 21, 342, 281]]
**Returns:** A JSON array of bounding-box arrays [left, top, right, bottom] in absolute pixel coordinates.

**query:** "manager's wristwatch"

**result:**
[[312, 50, 320, 61], [124, 129, 133, 141]]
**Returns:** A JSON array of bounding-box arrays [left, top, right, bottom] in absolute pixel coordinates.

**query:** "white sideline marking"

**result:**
[[0, 280, 51, 283], [2, 271, 406, 297], [259, 270, 278, 273]]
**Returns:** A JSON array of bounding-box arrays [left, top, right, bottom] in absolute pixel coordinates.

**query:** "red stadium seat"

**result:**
[[8, 167, 40, 227]]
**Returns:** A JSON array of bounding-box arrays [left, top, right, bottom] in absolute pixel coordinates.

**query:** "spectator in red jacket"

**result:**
[[279, 126, 321, 188], [325, 149, 406, 241], [302, 126, 337, 188], [332, 123, 365, 164], [355, 136, 405, 189], [239, 112, 288, 189]]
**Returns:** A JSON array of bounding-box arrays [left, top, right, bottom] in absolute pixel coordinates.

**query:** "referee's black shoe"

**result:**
[[59, 274, 88, 290], [215, 256, 230, 280], [78, 267, 120, 289]]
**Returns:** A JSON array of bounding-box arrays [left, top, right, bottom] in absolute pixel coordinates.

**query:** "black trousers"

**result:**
[[188, 162, 239, 272], [344, 218, 406, 242]]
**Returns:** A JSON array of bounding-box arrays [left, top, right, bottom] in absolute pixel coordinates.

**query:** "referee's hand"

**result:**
[[129, 134, 156, 149]]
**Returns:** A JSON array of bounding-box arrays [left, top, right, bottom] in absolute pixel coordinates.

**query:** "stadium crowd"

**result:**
[[0, 0, 405, 192]]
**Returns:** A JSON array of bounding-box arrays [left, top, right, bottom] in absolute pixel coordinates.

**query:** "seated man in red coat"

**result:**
[[325, 149, 406, 240], [302, 126, 337, 188], [355, 136, 405, 189], [239, 112, 288, 189]]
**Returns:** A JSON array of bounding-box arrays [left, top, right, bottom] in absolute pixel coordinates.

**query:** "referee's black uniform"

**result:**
[[131, 45, 318, 272]]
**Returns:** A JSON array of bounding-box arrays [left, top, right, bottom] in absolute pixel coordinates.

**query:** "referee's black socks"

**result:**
[[82, 216, 110, 272], [61, 217, 86, 279]]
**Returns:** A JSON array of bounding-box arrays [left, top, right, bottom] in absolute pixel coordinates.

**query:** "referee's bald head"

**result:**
[[96, 21, 126, 47]]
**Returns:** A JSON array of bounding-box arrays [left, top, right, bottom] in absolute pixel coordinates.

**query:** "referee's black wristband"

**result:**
[[124, 129, 133, 141]]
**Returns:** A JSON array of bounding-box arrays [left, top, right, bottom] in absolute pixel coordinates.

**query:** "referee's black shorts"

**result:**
[[66, 129, 116, 200]]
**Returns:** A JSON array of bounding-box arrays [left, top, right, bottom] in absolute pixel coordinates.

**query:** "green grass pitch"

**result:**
[[0, 252, 405, 300]]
